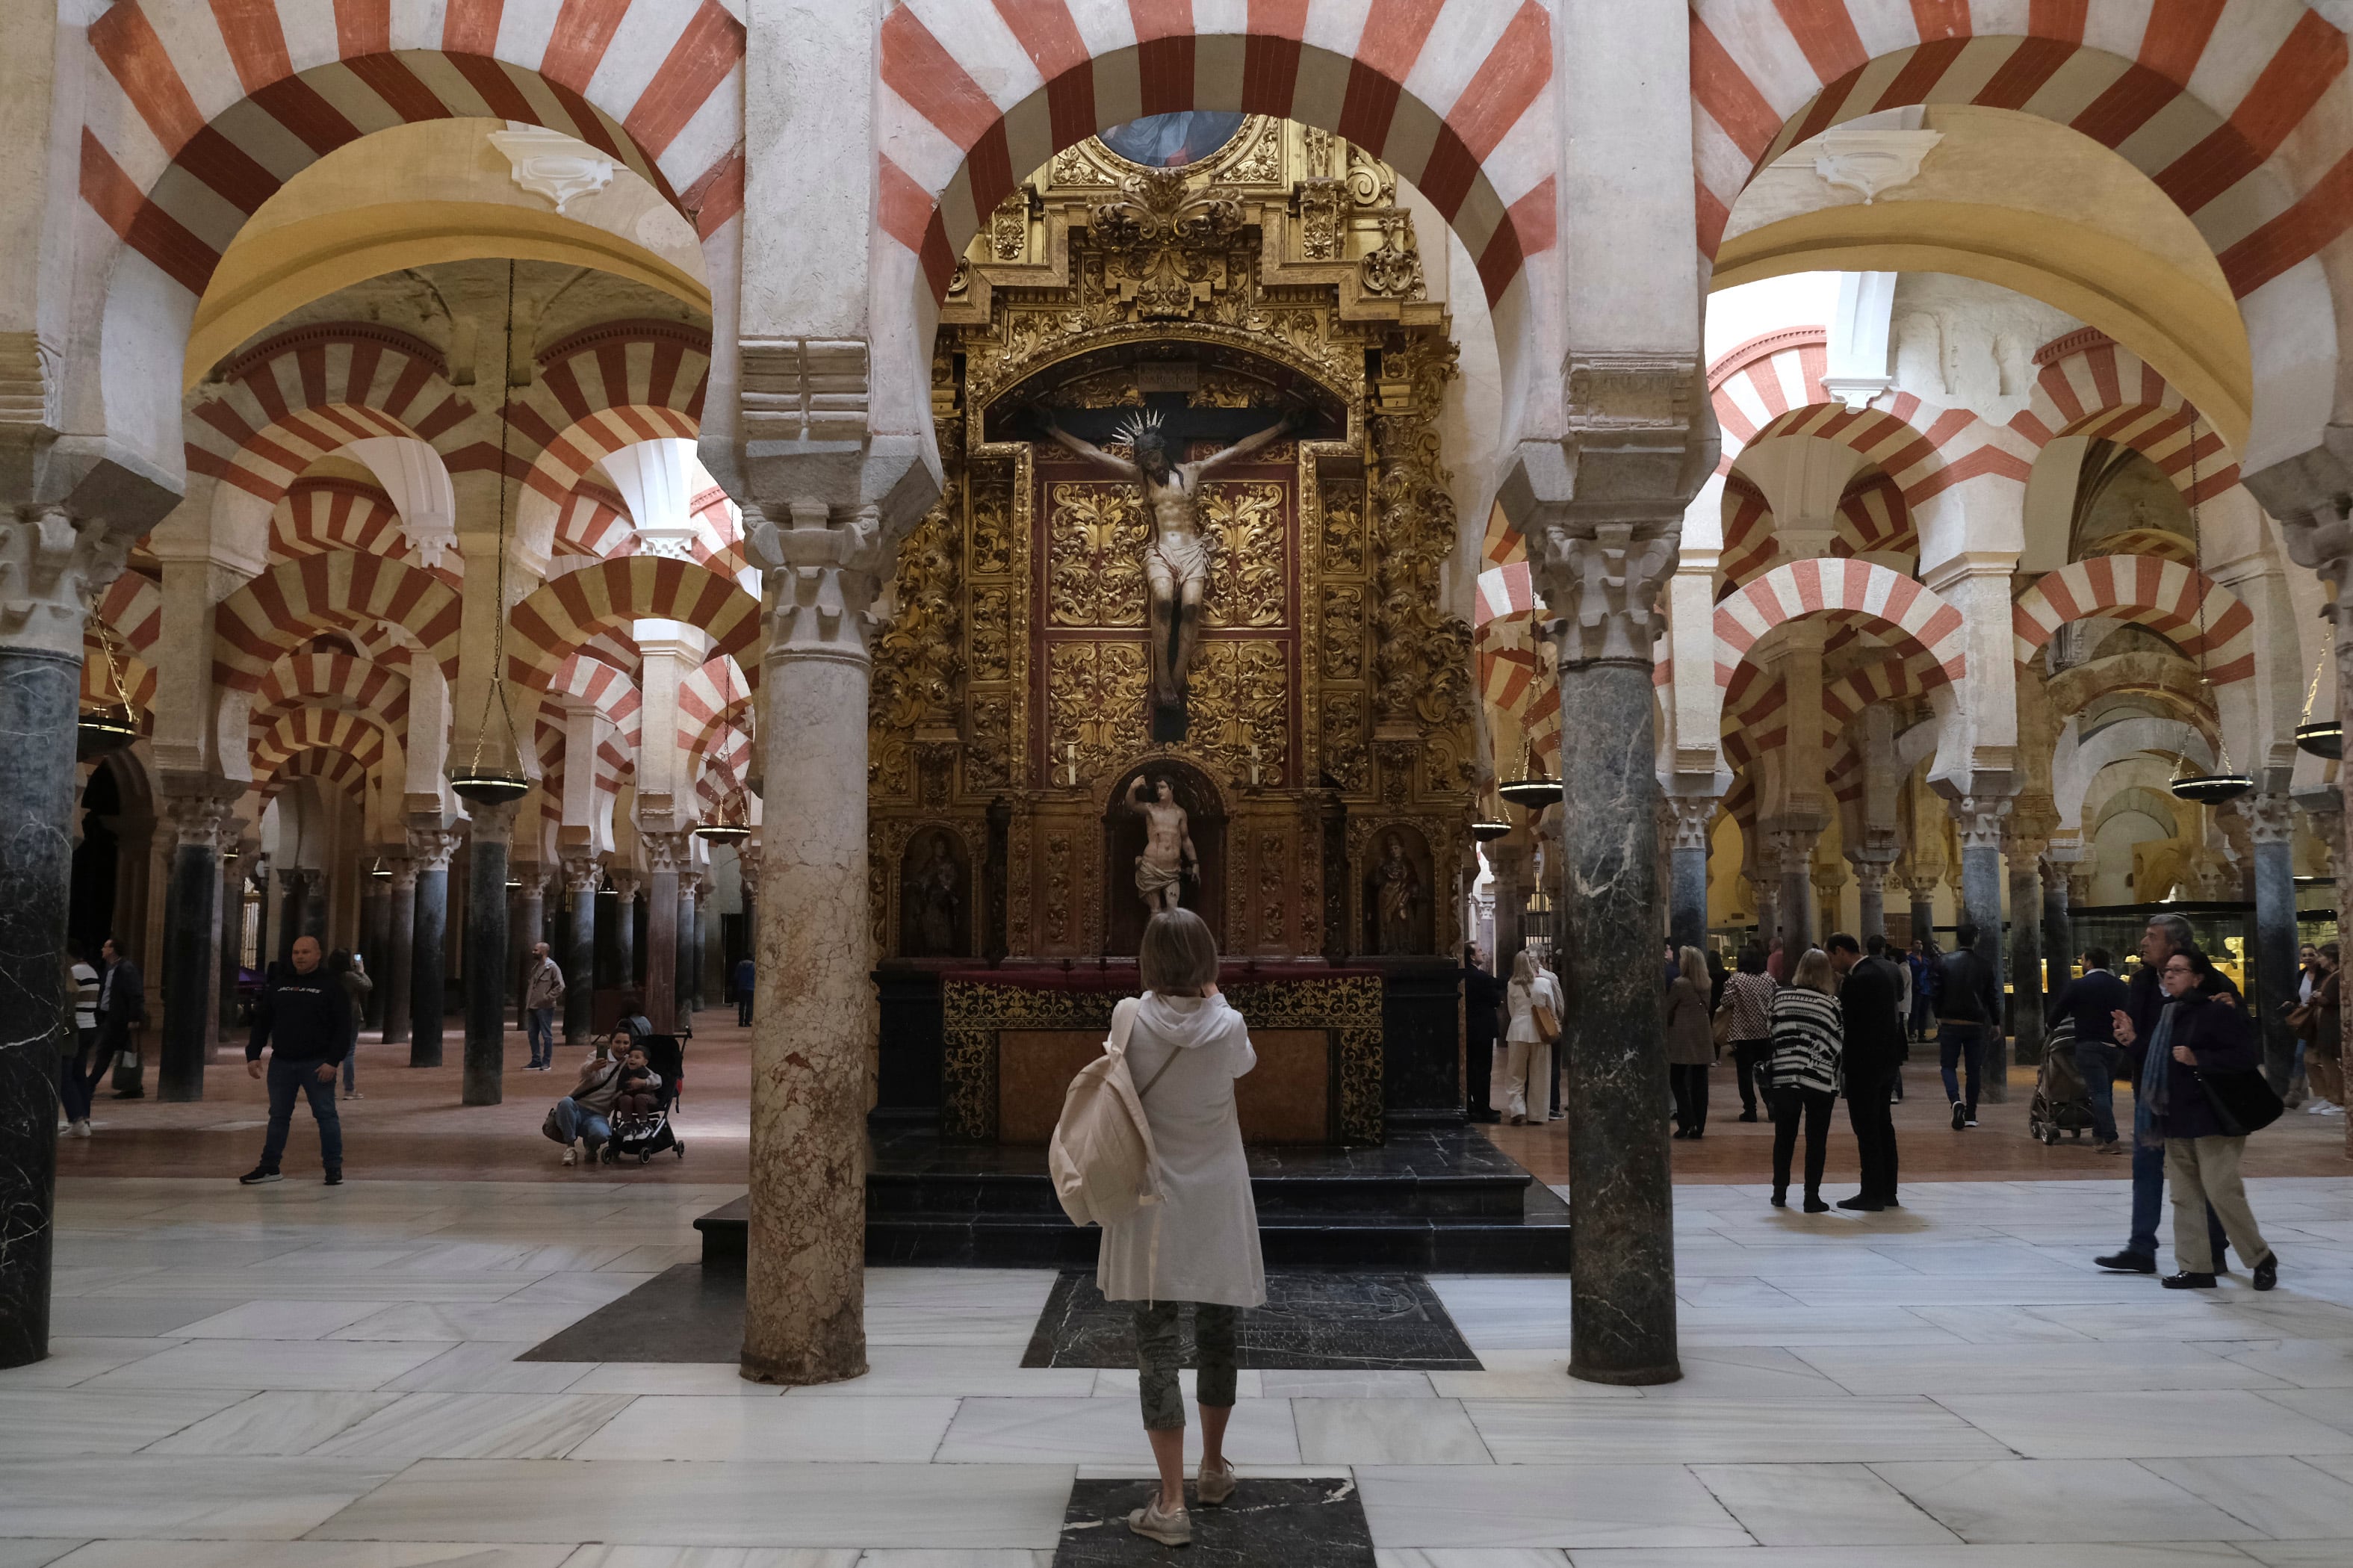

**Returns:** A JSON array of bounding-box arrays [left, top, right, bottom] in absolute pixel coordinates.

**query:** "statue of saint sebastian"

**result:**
[[1125, 774, 1197, 915]]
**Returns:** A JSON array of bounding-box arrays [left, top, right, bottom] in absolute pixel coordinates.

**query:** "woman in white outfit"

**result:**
[[1493, 949, 1557, 1124], [1099, 907, 1265, 1548]]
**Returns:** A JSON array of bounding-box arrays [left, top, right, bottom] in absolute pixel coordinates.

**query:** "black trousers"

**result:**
[[1670, 1062, 1710, 1132], [1466, 1032, 1495, 1118], [1732, 1040, 1771, 1114], [1847, 1071, 1898, 1202], [1771, 1085, 1836, 1199]]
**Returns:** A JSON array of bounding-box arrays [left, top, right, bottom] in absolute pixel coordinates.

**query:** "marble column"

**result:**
[[2040, 851, 2077, 979], [641, 834, 684, 1031], [0, 504, 134, 1369], [1850, 856, 1888, 942], [743, 505, 883, 1387], [462, 803, 515, 1106], [359, 875, 391, 1029], [157, 789, 235, 1102], [1951, 797, 2012, 1103], [407, 825, 458, 1068], [1905, 875, 1939, 948], [512, 864, 545, 1009], [2004, 829, 2048, 1069], [1662, 797, 1714, 953], [561, 855, 600, 1048], [2242, 794, 2300, 1093], [276, 869, 309, 967], [1768, 828, 1820, 955], [692, 876, 713, 1011], [610, 871, 640, 992], [675, 873, 698, 1021], [217, 858, 244, 1041], [300, 870, 329, 946], [738, 845, 760, 988], [382, 861, 416, 1044], [1487, 841, 1530, 980]]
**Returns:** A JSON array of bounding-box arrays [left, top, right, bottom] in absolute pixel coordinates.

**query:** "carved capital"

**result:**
[[1950, 795, 2012, 852], [0, 504, 131, 660], [1663, 795, 1718, 852], [465, 799, 520, 845], [165, 793, 241, 853], [2235, 791, 2298, 846], [640, 828, 690, 874], [1533, 523, 1675, 667], [608, 870, 643, 901], [405, 822, 462, 870], [385, 857, 418, 894], [560, 853, 603, 896], [751, 501, 887, 669]]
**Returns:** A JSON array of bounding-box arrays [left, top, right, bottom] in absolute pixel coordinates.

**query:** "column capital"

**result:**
[[1661, 795, 1718, 852], [752, 501, 888, 669], [1947, 795, 2012, 852], [2233, 791, 2298, 846], [0, 504, 134, 660], [161, 785, 240, 852], [639, 828, 692, 873], [559, 853, 603, 894], [384, 856, 418, 893], [609, 869, 643, 900], [1531, 522, 1676, 669], [464, 800, 520, 844], [406, 822, 461, 870]]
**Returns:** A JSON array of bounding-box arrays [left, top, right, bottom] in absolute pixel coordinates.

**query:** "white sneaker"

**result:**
[[562, 1145, 578, 1167], [2310, 1101, 2333, 1115], [1197, 1457, 1236, 1507], [1128, 1496, 1191, 1546], [70, 1120, 91, 1138]]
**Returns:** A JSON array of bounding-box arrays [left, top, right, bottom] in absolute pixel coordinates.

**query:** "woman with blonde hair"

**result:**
[[1665, 944, 1717, 1138], [1767, 947, 1844, 1212], [1493, 949, 1559, 1125], [1102, 907, 1264, 1548]]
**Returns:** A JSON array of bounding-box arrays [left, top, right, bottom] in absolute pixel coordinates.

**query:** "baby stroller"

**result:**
[[602, 1032, 686, 1165], [2029, 1016, 2097, 1145]]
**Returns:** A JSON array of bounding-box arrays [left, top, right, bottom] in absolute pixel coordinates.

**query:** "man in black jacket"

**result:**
[[98, 937, 146, 1099], [241, 935, 352, 1186], [1830, 933, 1902, 1209], [2047, 944, 2130, 1150], [2095, 914, 2232, 1274], [1460, 945, 1504, 1123], [1937, 923, 2002, 1129]]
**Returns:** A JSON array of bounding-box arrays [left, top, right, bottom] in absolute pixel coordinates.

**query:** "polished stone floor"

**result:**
[[10, 1174, 2353, 1565]]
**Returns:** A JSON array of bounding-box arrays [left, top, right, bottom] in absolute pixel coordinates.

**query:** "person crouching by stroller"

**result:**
[[240, 935, 353, 1187], [552, 1046, 627, 1168]]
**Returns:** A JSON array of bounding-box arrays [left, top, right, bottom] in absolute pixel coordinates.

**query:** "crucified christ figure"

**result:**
[[1039, 405, 1296, 722]]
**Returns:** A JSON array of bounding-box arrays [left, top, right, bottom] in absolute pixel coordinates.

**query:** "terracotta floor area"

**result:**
[[58, 1018, 2353, 1186]]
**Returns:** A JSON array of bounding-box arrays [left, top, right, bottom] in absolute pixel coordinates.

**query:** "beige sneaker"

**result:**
[[561, 1145, 577, 1167], [1197, 1457, 1236, 1507], [1127, 1495, 1191, 1546]]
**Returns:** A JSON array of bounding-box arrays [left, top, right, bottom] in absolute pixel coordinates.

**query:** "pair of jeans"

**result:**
[[527, 1008, 557, 1067], [2127, 1094, 2226, 1263], [60, 1027, 104, 1123], [1939, 1023, 1986, 1113], [737, 996, 752, 1026], [1670, 1062, 1709, 1132], [1132, 1301, 1238, 1431], [1731, 1039, 1770, 1114], [259, 1055, 344, 1173], [1770, 1085, 1836, 1200], [551, 1096, 613, 1156], [1909, 994, 1932, 1038], [2079, 1041, 2121, 1144], [1846, 1072, 1898, 1202]]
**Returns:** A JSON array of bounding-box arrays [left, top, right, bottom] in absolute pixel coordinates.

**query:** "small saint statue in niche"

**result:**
[[1039, 405, 1295, 737], [901, 834, 964, 957], [1374, 831, 1422, 955], [1125, 773, 1198, 916]]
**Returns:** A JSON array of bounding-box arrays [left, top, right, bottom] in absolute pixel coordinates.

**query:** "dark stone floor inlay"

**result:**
[[1022, 1271, 1481, 1371], [518, 1262, 745, 1363], [1054, 1476, 1375, 1566]]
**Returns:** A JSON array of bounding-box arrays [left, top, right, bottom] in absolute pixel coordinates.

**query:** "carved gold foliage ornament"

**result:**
[[1321, 481, 1365, 576], [965, 695, 1013, 790], [1043, 834, 1073, 947], [1321, 584, 1365, 681], [872, 501, 962, 731], [969, 586, 1011, 681], [970, 477, 1017, 577], [1295, 179, 1345, 261], [1188, 639, 1289, 787], [1321, 698, 1367, 793], [1200, 481, 1287, 629], [1046, 483, 1149, 626], [1258, 831, 1286, 949], [1046, 640, 1149, 783]]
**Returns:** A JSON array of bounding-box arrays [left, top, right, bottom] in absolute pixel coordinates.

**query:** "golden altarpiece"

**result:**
[[865, 119, 1480, 1142]]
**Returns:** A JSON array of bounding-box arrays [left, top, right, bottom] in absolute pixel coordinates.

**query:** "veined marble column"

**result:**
[[743, 505, 883, 1386], [675, 873, 698, 1021], [641, 834, 685, 1031], [1849, 856, 1888, 942], [300, 869, 329, 946], [561, 856, 600, 1048], [1487, 840, 1530, 982], [2039, 849, 2077, 982], [1904, 875, 1939, 948], [2242, 795, 2299, 1093], [610, 870, 641, 992], [2005, 828, 2048, 1069], [158, 788, 235, 1102], [1663, 797, 1714, 953], [276, 869, 309, 967], [462, 803, 515, 1106], [382, 861, 416, 1044], [692, 876, 713, 1011], [407, 825, 459, 1067], [512, 864, 546, 1010], [1951, 798, 2012, 1103], [0, 505, 136, 1369], [359, 873, 391, 1029], [1768, 828, 1820, 955], [217, 858, 244, 1041]]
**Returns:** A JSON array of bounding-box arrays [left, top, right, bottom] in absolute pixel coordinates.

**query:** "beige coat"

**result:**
[[1096, 992, 1266, 1309], [1664, 976, 1715, 1065]]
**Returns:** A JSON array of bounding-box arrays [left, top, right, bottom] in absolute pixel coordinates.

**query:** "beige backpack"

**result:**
[[1048, 997, 1180, 1227]]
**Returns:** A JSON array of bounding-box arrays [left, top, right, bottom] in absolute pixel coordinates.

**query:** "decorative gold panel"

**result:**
[[1045, 482, 1149, 627], [1321, 584, 1364, 680], [1321, 480, 1365, 576], [1045, 639, 1149, 784], [1321, 696, 1367, 793], [1200, 481, 1287, 629], [971, 475, 1017, 577], [970, 585, 1011, 681], [1188, 640, 1289, 787]]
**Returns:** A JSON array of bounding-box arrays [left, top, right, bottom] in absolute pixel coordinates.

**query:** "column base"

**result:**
[[737, 1350, 869, 1387], [1568, 1357, 1683, 1387]]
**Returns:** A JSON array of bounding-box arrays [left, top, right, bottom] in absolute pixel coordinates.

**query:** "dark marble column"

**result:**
[[276, 869, 308, 967], [1951, 798, 2011, 1103], [359, 875, 391, 1029], [462, 804, 513, 1106], [300, 869, 329, 946], [2041, 855, 2074, 982], [1768, 827, 1820, 955], [407, 825, 457, 1068], [641, 840, 682, 1031], [512, 864, 545, 1009], [217, 857, 244, 1041], [693, 876, 714, 1011], [382, 861, 415, 1045], [1663, 797, 1713, 953], [1906, 876, 1938, 947], [2245, 795, 2300, 1093], [610, 870, 640, 992], [2005, 832, 2047, 1069], [1486, 841, 1528, 982], [0, 639, 77, 1369], [157, 791, 233, 1102], [561, 856, 599, 1048], [675, 874, 697, 1021]]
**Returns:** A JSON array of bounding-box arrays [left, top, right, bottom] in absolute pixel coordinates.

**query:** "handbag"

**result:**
[[2198, 1066, 2285, 1137], [1711, 1005, 1736, 1050], [1531, 1002, 1560, 1039]]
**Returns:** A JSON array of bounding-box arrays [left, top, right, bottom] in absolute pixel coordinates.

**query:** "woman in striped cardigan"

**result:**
[[1767, 948, 1844, 1212]]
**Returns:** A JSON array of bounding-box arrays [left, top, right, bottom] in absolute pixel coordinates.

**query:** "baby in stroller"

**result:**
[[613, 1045, 663, 1117]]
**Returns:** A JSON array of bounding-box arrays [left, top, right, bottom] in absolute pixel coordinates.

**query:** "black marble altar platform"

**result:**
[[1055, 1477, 1375, 1566], [1023, 1271, 1480, 1370], [694, 1124, 1572, 1272]]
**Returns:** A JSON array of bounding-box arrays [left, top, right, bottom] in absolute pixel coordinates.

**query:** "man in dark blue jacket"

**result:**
[[1937, 924, 2002, 1129], [2046, 945, 2130, 1150], [241, 935, 352, 1186]]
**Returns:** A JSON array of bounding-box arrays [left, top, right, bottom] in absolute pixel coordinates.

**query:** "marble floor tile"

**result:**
[[174, 1300, 398, 1340], [1935, 1389, 2353, 1457], [308, 1391, 635, 1459], [557, 1551, 861, 1568], [1687, 1462, 1959, 1546], [932, 1395, 1300, 1467], [779, 1347, 1096, 1400], [2262, 1385, 2353, 1436], [141, 1389, 402, 1455], [568, 1395, 958, 1462], [2233, 1543, 2353, 1565], [1465, 1397, 2004, 1464], [851, 1555, 1055, 1567], [0, 1337, 181, 1389], [2139, 1454, 2353, 1538], [1355, 1465, 1748, 1549], [1086, 1367, 1265, 1400], [0, 1546, 78, 1568], [50, 1547, 577, 1568], [1619, 1346, 1850, 1400], [329, 1301, 606, 1342], [1261, 1370, 1437, 1398], [1900, 1305, 2097, 1344], [571, 1361, 790, 1396], [1560, 1547, 2264, 1568], [1791, 1339, 2287, 1395], [381, 1341, 596, 1394], [0, 1455, 403, 1538], [78, 1337, 445, 1392], [1371, 1551, 1569, 1567], [0, 1389, 244, 1454], [47, 1298, 257, 1338], [1873, 1457, 2261, 1543], [309, 1460, 1073, 1548], [1670, 1307, 1966, 1348], [86, 1271, 531, 1303], [1294, 1397, 1492, 1463], [497, 1271, 659, 1308]]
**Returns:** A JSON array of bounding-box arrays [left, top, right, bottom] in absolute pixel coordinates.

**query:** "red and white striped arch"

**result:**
[[877, 0, 1557, 308], [498, 322, 712, 503], [679, 654, 751, 770], [186, 326, 476, 506], [689, 484, 749, 580], [274, 480, 462, 588], [256, 648, 412, 734], [506, 557, 760, 692], [546, 654, 643, 794], [214, 554, 463, 692], [2010, 329, 2240, 504], [694, 727, 752, 814], [84, 572, 164, 710], [2012, 556, 2256, 683], [263, 748, 372, 802], [553, 480, 638, 563], [1714, 558, 1967, 687], [1688, 1, 2353, 298], [252, 706, 389, 781], [80, 0, 745, 301], [1717, 468, 1917, 597], [1709, 327, 1829, 448]]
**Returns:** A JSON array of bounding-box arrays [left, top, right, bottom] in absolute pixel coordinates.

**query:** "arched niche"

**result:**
[[899, 826, 973, 959], [1100, 757, 1227, 957], [1362, 822, 1436, 956]]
